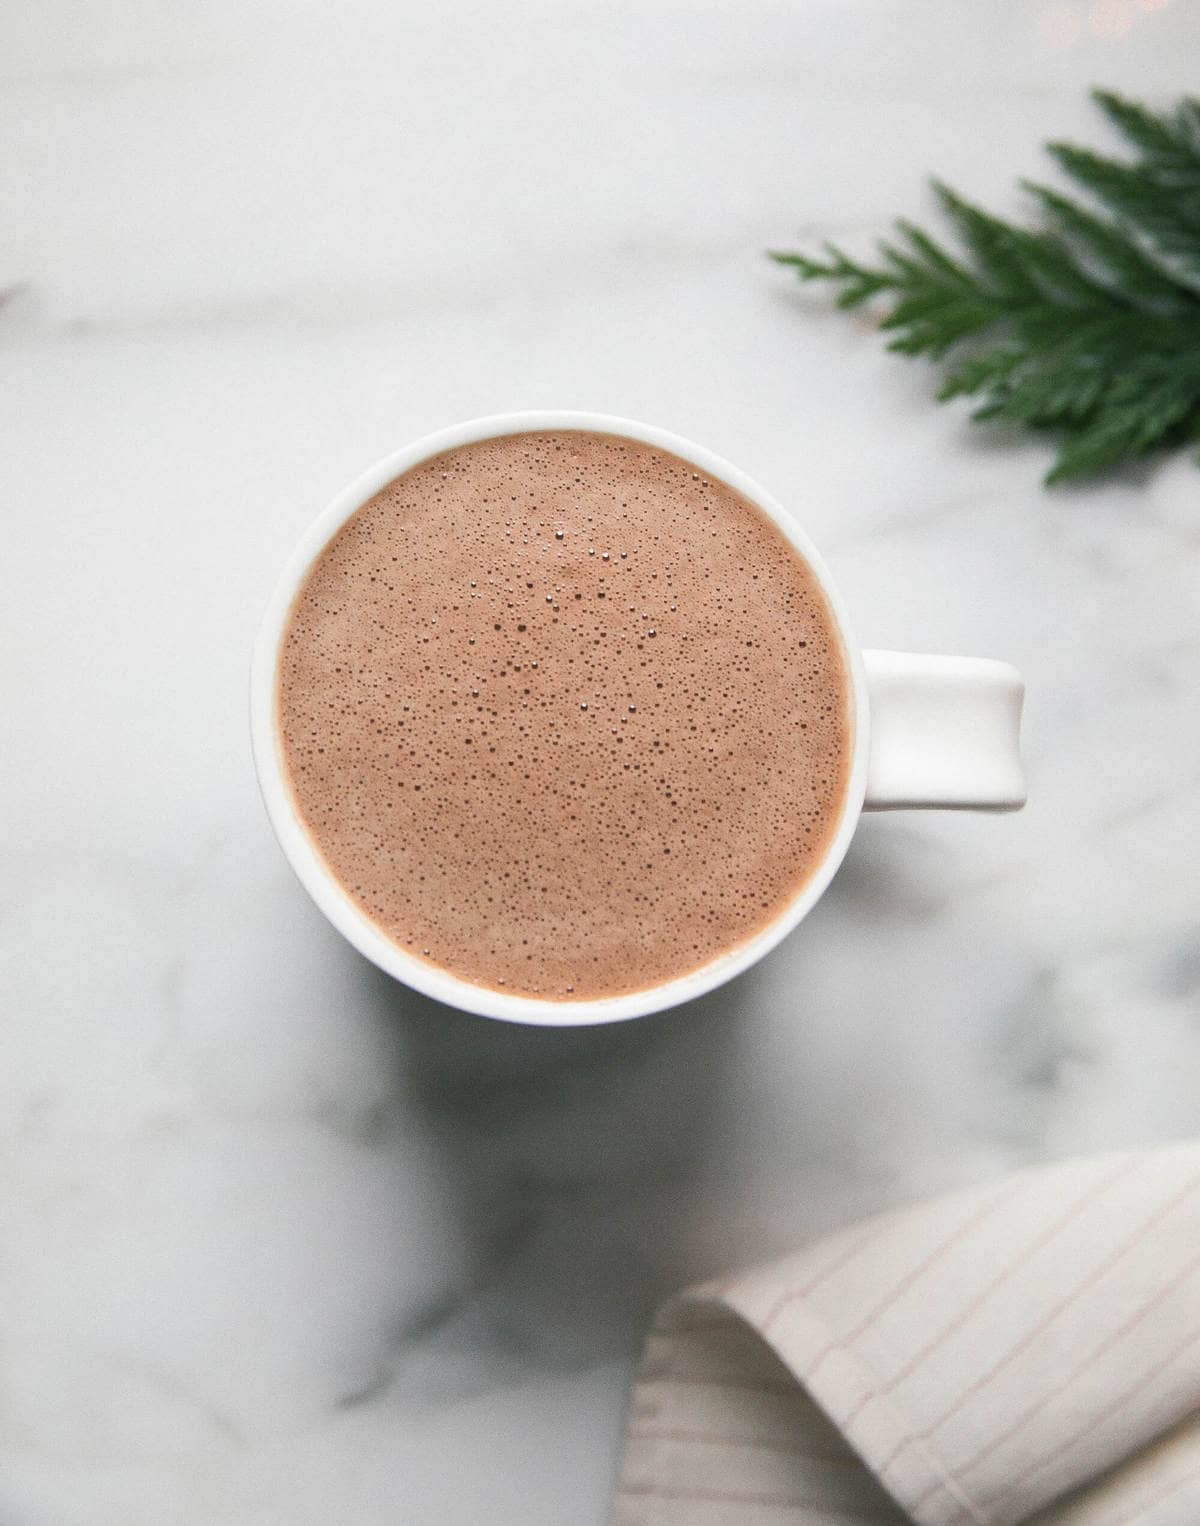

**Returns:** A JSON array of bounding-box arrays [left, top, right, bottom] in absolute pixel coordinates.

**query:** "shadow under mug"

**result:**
[[251, 411, 1025, 1027]]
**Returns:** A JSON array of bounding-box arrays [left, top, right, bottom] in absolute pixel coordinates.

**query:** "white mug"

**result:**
[[251, 411, 1025, 1027]]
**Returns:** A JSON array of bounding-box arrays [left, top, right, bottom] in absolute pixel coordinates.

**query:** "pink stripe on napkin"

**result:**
[[614, 1143, 1200, 1525]]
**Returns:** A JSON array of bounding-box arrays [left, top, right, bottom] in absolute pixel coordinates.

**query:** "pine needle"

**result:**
[[770, 88, 1200, 485]]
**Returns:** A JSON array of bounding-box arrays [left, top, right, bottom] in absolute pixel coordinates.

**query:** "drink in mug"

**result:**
[[252, 413, 1025, 1025]]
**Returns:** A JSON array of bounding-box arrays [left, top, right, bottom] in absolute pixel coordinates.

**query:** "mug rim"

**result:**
[[250, 410, 870, 1025]]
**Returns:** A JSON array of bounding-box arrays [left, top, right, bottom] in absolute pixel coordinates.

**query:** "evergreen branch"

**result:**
[[1020, 181, 1193, 310], [932, 180, 1103, 306], [769, 246, 902, 308], [1047, 143, 1200, 283], [1092, 88, 1192, 160], [771, 87, 1200, 485]]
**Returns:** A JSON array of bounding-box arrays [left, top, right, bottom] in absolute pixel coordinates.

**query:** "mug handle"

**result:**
[[861, 651, 1026, 811]]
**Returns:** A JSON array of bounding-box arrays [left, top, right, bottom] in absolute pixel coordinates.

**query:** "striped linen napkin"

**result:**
[[614, 1141, 1200, 1524]]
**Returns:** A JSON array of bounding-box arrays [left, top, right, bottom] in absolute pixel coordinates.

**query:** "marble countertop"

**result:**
[[3, 1, 1199, 1521]]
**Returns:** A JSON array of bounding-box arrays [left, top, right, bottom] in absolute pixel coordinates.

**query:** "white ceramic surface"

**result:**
[[251, 409, 1023, 1026], [3, 1, 1199, 1522]]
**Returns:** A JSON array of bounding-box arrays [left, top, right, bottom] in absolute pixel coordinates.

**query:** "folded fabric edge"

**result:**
[[702, 1287, 978, 1525], [615, 1287, 970, 1525]]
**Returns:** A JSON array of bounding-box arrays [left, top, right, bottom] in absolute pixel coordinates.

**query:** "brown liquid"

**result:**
[[277, 431, 851, 1000]]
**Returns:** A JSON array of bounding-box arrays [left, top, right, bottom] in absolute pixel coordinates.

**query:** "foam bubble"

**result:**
[[277, 430, 850, 1000]]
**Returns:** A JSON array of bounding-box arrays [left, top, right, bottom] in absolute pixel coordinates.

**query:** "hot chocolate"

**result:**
[[277, 430, 851, 999]]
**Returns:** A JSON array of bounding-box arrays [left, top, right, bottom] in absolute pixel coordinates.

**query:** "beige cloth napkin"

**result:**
[[615, 1142, 1200, 1525]]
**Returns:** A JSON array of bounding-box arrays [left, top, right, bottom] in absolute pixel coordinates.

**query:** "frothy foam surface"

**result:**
[[277, 431, 851, 1000]]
